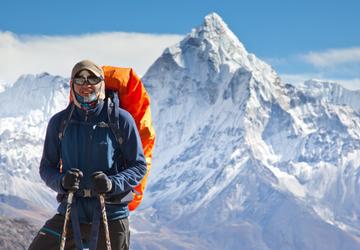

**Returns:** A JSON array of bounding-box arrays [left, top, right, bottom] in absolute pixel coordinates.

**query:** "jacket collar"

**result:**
[[73, 100, 105, 121]]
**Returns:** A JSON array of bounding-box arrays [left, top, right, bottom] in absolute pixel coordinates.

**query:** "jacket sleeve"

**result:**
[[108, 109, 147, 194], [39, 114, 66, 194]]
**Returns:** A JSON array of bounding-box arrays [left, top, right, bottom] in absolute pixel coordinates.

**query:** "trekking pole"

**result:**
[[60, 191, 74, 250], [99, 194, 112, 250]]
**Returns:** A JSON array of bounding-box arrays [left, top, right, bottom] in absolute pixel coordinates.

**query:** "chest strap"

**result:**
[[75, 189, 96, 198], [57, 189, 135, 205]]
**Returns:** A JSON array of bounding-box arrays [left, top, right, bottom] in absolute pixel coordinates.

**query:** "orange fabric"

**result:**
[[69, 66, 156, 211], [102, 66, 155, 211]]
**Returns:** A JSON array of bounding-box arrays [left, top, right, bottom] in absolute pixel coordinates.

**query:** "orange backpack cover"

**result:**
[[102, 66, 155, 211]]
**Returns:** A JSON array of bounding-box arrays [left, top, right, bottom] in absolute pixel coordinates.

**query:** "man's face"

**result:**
[[73, 70, 102, 98]]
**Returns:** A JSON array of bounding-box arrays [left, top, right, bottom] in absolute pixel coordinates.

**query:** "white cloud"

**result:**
[[0, 31, 183, 85], [301, 47, 360, 67]]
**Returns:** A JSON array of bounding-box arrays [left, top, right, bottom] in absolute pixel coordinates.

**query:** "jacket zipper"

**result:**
[[85, 110, 89, 122], [85, 110, 92, 141]]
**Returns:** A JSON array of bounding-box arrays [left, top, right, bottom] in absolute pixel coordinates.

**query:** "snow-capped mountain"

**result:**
[[1, 12, 360, 250], [134, 13, 360, 249], [0, 73, 69, 210]]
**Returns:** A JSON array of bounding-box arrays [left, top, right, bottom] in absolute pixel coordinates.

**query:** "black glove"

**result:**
[[91, 171, 113, 194], [61, 168, 83, 191]]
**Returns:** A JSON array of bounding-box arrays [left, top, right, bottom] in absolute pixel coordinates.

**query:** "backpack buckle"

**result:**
[[83, 189, 92, 198]]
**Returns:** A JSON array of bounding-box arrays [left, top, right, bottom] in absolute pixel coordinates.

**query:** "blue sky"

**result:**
[[1, 0, 360, 89]]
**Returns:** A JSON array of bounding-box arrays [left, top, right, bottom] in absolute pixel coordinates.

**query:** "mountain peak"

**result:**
[[144, 13, 278, 108], [203, 12, 229, 33], [149, 13, 254, 79], [191, 12, 246, 54], [0, 73, 69, 117]]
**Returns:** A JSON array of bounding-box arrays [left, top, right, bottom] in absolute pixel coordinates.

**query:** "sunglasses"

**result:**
[[72, 76, 103, 85]]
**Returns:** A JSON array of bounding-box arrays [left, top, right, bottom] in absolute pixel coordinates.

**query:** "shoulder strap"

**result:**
[[106, 91, 129, 175], [106, 91, 124, 147], [58, 103, 75, 142], [57, 103, 75, 174]]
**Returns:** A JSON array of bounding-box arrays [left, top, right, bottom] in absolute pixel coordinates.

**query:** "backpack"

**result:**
[[59, 66, 155, 211]]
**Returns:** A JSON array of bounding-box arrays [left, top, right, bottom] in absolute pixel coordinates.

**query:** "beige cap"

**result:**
[[71, 60, 104, 79]]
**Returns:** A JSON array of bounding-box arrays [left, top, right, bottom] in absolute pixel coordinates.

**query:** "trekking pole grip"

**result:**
[[60, 191, 74, 250]]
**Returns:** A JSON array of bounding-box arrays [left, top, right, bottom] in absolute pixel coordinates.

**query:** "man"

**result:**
[[29, 60, 147, 250]]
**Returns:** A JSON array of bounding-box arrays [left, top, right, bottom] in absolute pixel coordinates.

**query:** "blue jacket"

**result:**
[[39, 99, 147, 223]]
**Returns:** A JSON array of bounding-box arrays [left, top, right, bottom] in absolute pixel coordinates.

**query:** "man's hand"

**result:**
[[61, 168, 83, 191], [91, 171, 113, 194]]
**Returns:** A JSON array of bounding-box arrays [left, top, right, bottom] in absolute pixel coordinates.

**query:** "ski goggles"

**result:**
[[72, 76, 104, 85]]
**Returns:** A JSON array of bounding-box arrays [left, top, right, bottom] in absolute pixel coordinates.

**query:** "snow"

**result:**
[[265, 164, 307, 198]]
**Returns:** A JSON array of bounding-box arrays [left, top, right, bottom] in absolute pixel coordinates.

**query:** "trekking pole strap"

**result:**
[[71, 196, 84, 250], [89, 199, 101, 250]]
